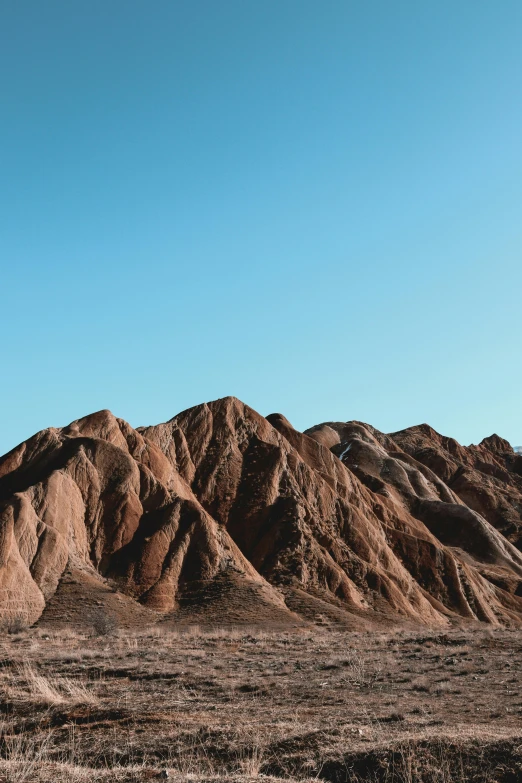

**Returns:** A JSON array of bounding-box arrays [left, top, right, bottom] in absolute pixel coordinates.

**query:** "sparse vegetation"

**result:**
[[91, 607, 117, 637], [0, 625, 520, 781], [0, 613, 28, 635], [13, 663, 99, 707]]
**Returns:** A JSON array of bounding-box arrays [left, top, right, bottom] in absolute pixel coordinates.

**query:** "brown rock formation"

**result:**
[[388, 425, 522, 550], [1, 398, 522, 629]]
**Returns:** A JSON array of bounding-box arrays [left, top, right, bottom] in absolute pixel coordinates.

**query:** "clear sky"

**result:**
[[1, 0, 521, 455]]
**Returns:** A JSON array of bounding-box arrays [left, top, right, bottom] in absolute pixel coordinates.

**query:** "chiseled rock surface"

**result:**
[[1, 397, 522, 629], [388, 425, 522, 550]]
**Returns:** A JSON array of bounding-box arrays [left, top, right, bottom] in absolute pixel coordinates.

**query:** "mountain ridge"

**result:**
[[2, 396, 522, 630]]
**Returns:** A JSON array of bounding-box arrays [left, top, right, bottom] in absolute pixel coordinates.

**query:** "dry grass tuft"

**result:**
[[12, 664, 99, 707]]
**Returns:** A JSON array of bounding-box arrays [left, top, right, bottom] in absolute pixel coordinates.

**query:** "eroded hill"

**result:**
[[1, 397, 522, 629]]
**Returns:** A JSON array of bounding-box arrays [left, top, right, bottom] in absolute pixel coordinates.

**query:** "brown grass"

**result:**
[[11, 664, 100, 707], [0, 625, 521, 781]]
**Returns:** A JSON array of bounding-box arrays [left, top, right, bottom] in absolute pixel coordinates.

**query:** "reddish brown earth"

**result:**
[[1, 397, 522, 630]]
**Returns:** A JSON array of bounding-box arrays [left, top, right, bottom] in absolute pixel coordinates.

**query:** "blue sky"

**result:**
[[1, 0, 521, 455]]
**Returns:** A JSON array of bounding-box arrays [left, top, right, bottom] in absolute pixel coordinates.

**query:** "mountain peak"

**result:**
[[2, 399, 522, 630]]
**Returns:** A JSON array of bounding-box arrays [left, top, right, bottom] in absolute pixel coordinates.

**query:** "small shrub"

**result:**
[[91, 608, 117, 636], [1, 614, 28, 634]]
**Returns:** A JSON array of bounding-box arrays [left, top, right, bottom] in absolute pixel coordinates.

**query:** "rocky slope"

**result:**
[[1, 398, 522, 629]]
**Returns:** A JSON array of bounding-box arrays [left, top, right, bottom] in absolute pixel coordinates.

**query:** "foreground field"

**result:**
[[1, 625, 522, 782]]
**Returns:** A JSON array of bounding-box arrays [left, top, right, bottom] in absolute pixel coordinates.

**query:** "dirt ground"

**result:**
[[1, 624, 522, 782]]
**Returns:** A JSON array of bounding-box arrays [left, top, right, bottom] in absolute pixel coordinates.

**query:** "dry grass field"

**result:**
[[1, 623, 522, 782]]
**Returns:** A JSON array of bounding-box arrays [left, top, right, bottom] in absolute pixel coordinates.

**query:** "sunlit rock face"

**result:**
[[2, 398, 522, 630]]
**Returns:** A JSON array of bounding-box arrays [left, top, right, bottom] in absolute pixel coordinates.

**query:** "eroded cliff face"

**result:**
[[388, 425, 522, 550], [1, 398, 522, 629]]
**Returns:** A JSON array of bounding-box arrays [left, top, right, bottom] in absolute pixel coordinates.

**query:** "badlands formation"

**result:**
[[1, 396, 522, 629]]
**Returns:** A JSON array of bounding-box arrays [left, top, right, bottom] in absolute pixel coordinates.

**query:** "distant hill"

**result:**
[[2, 397, 522, 630]]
